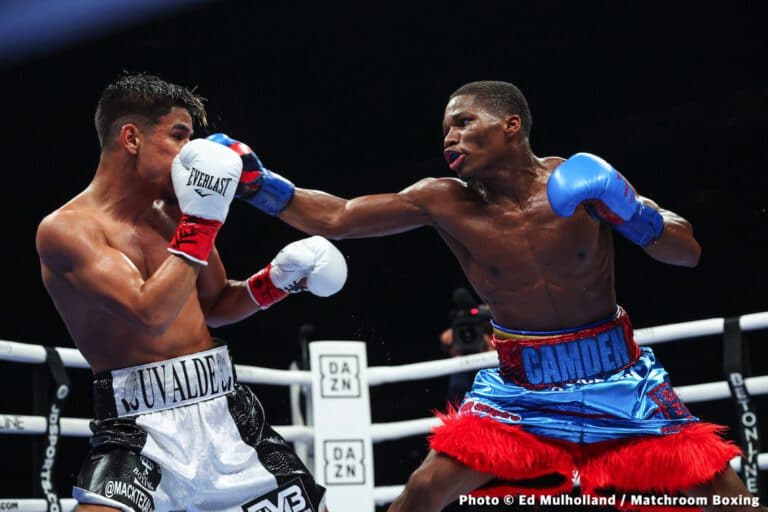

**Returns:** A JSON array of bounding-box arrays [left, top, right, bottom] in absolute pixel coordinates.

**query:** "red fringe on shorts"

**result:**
[[429, 407, 741, 502], [578, 422, 741, 495]]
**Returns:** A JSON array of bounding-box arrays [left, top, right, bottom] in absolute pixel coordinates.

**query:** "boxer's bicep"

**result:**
[[37, 215, 149, 321]]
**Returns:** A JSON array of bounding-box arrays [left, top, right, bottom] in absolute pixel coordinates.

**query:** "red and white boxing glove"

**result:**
[[168, 139, 242, 265], [247, 236, 347, 308]]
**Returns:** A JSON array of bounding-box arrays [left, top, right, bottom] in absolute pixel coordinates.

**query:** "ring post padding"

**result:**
[[724, 317, 763, 499], [39, 347, 70, 511], [309, 341, 374, 511]]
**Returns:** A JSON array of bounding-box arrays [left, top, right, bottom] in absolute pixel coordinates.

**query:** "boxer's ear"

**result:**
[[503, 114, 521, 137], [119, 123, 142, 155]]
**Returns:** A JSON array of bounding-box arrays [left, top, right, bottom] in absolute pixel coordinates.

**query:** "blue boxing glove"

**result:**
[[206, 133, 295, 216], [547, 153, 664, 246]]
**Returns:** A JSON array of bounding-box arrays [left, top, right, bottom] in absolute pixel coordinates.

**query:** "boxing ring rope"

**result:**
[[1, 310, 768, 511]]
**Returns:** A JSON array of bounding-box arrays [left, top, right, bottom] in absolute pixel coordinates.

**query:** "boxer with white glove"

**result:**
[[168, 138, 242, 265], [546, 152, 664, 247], [247, 235, 347, 309]]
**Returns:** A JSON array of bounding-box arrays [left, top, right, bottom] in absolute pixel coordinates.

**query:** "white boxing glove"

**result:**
[[167, 139, 243, 265], [246, 236, 348, 308], [171, 138, 242, 222]]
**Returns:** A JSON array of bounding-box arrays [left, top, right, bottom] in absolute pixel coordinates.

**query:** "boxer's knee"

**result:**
[[685, 465, 767, 512], [389, 466, 445, 511], [406, 464, 438, 495]]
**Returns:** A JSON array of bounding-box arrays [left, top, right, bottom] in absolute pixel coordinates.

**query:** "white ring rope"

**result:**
[[2, 310, 767, 511], [0, 339, 312, 385], [2, 311, 767, 385], [0, 414, 315, 443], [5, 374, 765, 444], [368, 350, 498, 385], [0, 499, 78, 512]]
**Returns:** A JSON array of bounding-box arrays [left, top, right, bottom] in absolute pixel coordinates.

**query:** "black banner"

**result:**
[[723, 317, 762, 498], [40, 347, 70, 512]]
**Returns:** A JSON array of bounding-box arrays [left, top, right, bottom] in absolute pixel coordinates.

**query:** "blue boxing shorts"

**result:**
[[429, 307, 740, 503]]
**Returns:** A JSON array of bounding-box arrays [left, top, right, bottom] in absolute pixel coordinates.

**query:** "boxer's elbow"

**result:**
[[204, 314, 231, 329], [205, 319, 225, 329], [302, 209, 354, 239], [107, 299, 174, 336], [280, 206, 351, 239], [681, 241, 702, 268], [645, 243, 701, 268], [133, 307, 176, 336], [674, 227, 702, 267]]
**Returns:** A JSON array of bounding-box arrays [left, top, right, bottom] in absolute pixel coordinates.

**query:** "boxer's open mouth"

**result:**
[[444, 151, 467, 171]]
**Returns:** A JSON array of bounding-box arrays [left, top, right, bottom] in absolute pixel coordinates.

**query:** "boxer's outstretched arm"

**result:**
[[279, 180, 436, 239], [207, 133, 435, 237], [37, 212, 201, 335], [639, 197, 701, 267]]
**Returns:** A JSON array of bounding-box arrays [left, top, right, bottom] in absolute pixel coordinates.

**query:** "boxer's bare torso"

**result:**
[[37, 195, 215, 372], [35, 107, 224, 373], [284, 157, 615, 330], [405, 161, 615, 330]]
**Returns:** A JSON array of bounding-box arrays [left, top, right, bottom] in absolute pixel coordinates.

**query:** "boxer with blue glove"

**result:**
[[206, 80, 757, 512], [547, 152, 664, 247], [207, 133, 295, 216]]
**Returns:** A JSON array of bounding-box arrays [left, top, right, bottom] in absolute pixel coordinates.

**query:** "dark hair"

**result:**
[[450, 81, 532, 137], [94, 72, 207, 148]]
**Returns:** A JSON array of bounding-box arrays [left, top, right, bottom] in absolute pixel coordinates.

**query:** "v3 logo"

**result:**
[[242, 478, 313, 512]]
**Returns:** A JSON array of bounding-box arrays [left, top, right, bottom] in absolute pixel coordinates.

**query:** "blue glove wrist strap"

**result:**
[[614, 203, 664, 247], [241, 169, 295, 216]]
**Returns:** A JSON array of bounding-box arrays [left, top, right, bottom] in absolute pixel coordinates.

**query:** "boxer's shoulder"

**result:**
[[400, 176, 479, 206], [36, 200, 108, 268], [541, 155, 566, 171]]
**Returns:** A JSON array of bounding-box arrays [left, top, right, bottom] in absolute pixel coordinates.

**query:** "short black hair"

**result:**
[[94, 72, 207, 148], [450, 81, 532, 137]]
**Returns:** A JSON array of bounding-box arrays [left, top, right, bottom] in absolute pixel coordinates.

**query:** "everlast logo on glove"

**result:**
[[186, 166, 235, 197], [111, 345, 234, 417]]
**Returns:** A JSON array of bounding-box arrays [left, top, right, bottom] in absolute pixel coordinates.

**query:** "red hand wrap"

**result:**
[[239, 169, 264, 192], [586, 199, 625, 224], [167, 214, 222, 266], [247, 264, 289, 308]]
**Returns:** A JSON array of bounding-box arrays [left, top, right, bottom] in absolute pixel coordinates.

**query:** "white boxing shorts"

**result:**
[[73, 344, 326, 512]]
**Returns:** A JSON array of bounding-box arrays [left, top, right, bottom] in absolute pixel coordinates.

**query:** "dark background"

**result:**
[[1, 0, 767, 508]]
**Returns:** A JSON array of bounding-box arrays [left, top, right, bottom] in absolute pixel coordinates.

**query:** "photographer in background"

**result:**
[[440, 288, 494, 404]]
